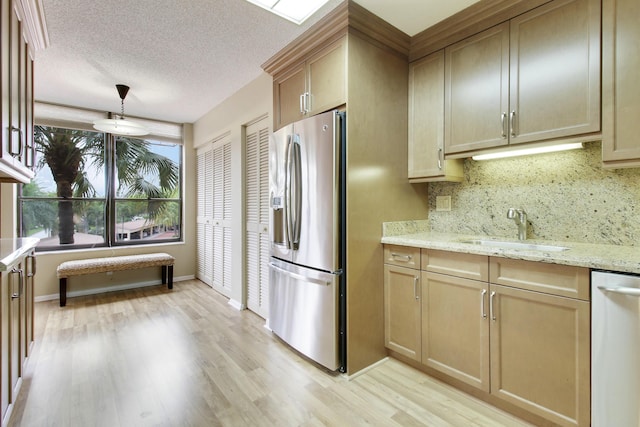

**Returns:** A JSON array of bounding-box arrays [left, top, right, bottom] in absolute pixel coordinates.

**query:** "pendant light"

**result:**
[[93, 84, 149, 136]]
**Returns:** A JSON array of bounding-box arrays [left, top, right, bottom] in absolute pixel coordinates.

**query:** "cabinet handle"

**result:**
[[509, 111, 516, 137], [414, 276, 419, 300], [27, 254, 36, 277], [26, 143, 35, 168], [501, 112, 507, 138], [10, 267, 23, 299], [390, 253, 412, 262], [489, 291, 496, 321], [9, 126, 23, 157], [437, 147, 443, 170], [481, 289, 487, 319], [299, 92, 310, 114]]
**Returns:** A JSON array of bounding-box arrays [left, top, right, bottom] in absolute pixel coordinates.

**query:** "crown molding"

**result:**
[[14, 0, 50, 56], [262, 0, 410, 76], [409, 0, 551, 62]]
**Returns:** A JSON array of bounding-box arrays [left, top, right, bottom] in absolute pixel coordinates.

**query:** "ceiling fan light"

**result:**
[[93, 118, 150, 136]]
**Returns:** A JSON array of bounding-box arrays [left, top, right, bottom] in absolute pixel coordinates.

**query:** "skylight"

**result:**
[[245, 0, 331, 24]]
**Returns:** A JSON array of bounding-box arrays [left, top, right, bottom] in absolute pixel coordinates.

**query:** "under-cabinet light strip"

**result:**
[[471, 143, 584, 161]]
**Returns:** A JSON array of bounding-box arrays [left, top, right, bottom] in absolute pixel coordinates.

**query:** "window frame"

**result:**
[[18, 125, 184, 252]]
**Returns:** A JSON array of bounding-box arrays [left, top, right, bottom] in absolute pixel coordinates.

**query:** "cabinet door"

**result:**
[[0, 0, 8, 167], [409, 51, 463, 182], [509, 0, 600, 145], [273, 63, 306, 130], [8, 10, 21, 165], [490, 284, 590, 426], [9, 267, 20, 402], [307, 37, 346, 117], [602, 0, 640, 166], [445, 23, 510, 154], [384, 264, 421, 361], [0, 271, 9, 420], [25, 253, 35, 357], [421, 271, 490, 391]]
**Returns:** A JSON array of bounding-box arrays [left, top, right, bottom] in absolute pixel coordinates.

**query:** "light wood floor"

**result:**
[[8, 280, 532, 426]]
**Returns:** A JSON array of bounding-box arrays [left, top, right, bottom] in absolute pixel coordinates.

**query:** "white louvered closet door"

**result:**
[[245, 120, 270, 319], [196, 145, 214, 286], [212, 137, 233, 297]]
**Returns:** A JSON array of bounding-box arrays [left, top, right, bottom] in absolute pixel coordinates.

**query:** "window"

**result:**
[[19, 125, 182, 250]]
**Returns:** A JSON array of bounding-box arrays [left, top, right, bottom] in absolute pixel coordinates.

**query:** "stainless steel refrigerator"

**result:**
[[268, 109, 346, 372]]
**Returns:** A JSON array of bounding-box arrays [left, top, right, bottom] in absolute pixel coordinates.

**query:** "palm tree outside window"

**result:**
[[19, 125, 182, 250]]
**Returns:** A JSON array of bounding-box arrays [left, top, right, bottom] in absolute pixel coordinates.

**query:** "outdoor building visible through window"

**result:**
[[19, 126, 182, 250]]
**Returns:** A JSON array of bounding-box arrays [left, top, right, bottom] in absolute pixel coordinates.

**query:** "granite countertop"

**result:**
[[0, 238, 39, 271], [381, 230, 640, 275]]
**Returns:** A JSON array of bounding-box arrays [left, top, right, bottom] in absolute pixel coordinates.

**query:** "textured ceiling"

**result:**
[[35, 0, 479, 124]]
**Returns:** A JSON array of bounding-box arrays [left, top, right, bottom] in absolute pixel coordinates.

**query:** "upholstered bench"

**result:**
[[56, 252, 175, 306]]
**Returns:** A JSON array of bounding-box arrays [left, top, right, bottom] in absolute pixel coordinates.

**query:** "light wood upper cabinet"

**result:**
[[445, 23, 510, 155], [273, 64, 306, 131], [272, 37, 346, 130], [601, 0, 640, 167], [509, 0, 601, 145], [0, 0, 35, 183], [408, 50, 463, 182], [444, 0, 600, 156]]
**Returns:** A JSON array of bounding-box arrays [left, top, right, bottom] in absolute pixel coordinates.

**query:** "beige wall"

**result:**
[[22, 124, 198, 300], [193, 72, 273, 308]]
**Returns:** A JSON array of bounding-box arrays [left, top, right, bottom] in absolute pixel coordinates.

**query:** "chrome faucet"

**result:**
[[507, 208, 527, 240]]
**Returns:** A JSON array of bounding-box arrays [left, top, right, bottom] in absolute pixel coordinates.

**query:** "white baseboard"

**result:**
[[35, 274, 195, 303], [228, 298, 244, 311]]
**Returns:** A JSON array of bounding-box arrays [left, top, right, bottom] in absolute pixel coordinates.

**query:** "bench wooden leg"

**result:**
[[60, 278, 67, 307], [161, 265, 174, 290]]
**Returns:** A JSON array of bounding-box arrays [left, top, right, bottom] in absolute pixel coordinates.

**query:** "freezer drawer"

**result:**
[[269, 257, 340, 371]]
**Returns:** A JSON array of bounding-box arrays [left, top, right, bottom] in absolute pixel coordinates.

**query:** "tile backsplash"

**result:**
[[428, 142, 640, 246]]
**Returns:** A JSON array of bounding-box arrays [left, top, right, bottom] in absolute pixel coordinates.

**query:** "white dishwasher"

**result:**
[[592, 270, 640, 426]]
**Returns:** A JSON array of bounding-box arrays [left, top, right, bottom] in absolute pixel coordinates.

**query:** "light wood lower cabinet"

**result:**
[[384, 265, 421, 361], [421, 271, 489, 391], [383, 245, 421, 361], [490, 283, 590, 426], [384, 245, 591, 426], [1, 250, 35, 423]]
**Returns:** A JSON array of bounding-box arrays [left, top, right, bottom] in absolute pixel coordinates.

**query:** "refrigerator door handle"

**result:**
[[269, 262, 330, 287], [291, 135, 302, 249], [284, 135, 293, 249]]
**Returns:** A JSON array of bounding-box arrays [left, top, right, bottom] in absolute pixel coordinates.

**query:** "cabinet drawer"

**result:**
[[422, 249, 488, 282], [489, 257, 590, 300], [383, 245, 421, 269]]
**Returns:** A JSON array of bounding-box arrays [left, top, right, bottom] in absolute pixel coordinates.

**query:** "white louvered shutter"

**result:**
[[245, 119, 270, 318], [196, 146, 214, 286], [210, 136, 233, 297]]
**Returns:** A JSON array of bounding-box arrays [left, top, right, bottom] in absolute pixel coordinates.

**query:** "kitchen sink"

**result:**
[[458, 239, 570, 252]]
